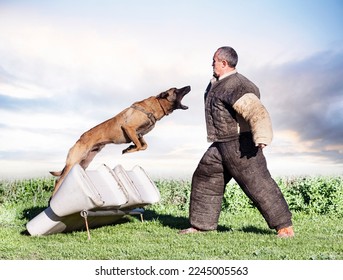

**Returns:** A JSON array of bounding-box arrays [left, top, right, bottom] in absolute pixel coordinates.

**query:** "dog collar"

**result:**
[[157, 98, 169, 116]]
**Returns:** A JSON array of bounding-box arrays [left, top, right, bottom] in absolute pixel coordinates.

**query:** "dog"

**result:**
[[50, 86, 191, 196]]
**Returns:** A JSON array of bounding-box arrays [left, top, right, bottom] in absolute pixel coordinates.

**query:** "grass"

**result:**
[[0, 176, 342, 260]]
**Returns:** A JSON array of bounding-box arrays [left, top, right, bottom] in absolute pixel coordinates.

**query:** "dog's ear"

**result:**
[[157, 91, 169, 99]]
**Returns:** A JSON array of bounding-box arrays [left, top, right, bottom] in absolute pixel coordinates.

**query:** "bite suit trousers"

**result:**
[[189, 132, 292, 231]]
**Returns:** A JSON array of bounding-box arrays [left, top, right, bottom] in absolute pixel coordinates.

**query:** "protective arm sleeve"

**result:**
[[232, 93, 273, 146]]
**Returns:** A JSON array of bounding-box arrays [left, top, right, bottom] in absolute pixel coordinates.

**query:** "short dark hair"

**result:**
[[217, 46, 238, 68]]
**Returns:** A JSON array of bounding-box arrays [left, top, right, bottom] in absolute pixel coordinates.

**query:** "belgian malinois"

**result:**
[[50, 86, 191, 195]]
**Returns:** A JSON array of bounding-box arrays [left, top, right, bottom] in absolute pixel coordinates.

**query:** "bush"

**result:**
[[222, 182, 253, 213], [154, 176, 343, 217], [0, 176, 342, 217], [154, 179, 191, 212], [0, 178, 54, 206], [277, 176, 343, 216]]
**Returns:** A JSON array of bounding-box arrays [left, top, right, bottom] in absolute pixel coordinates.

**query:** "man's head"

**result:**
[[212, 46, 238, 78]]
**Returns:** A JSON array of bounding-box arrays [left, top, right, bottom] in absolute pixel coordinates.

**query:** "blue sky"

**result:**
[[0, 0, 342, 179]]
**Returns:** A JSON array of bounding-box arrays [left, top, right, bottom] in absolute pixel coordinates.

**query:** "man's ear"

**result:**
[[157, 91, 169, 99]]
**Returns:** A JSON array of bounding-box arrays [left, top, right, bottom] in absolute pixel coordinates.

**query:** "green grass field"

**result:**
[[0, 176, 342, 260]]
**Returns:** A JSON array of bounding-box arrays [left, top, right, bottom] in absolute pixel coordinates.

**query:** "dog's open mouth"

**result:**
[[176, 85, 191, 110]]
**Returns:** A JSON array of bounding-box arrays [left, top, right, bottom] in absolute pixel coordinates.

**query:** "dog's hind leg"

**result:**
[[51, 164, 74, 196], [51, 140, 91, 196], [79, 144, 105, 170]]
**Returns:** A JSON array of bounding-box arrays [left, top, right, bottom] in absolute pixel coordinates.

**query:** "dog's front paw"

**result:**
[[122, 145, 137, 154]]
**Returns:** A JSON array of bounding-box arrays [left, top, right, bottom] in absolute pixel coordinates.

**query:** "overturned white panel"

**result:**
[[26, 164, 160, 236], [26, 207, 67, 236], [26, 207, 125, 236], [50, 164, 105, 217], [86, 164, 128, 209], [113, 165, 160, 209], [126, 165, 160, 204]]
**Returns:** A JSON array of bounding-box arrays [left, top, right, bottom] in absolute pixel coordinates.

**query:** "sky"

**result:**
[[0, 0, 342, 180]]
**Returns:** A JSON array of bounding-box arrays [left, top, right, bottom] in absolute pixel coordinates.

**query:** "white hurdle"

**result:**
[[26, 164, 160, 237]]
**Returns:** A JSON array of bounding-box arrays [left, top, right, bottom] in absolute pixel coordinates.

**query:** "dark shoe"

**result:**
[[277, 226, 295, 238], [178, 227, 204, 234]]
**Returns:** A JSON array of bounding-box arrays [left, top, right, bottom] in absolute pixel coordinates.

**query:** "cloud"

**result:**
[[0, 1, 342, 179], [256, 50, 343, 166]]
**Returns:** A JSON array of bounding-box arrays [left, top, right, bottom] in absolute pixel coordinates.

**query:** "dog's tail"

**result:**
[[49, 170, 62, 176], [49, 166, 65, 177]]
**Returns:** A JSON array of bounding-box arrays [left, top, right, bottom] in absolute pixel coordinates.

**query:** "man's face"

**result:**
[[212, 51, 223, 78]]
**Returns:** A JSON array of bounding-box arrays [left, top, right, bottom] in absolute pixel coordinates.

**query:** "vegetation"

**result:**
[[0, 176, 342, 260]]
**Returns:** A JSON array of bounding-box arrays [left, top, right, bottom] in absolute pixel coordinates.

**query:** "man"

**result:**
[[180, 46, 294, 238]]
